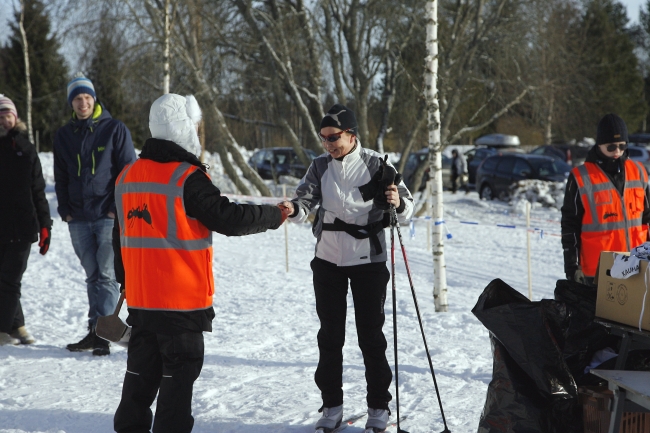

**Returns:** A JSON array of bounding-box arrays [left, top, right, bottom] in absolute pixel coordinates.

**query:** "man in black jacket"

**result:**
[[112, 94, 291, 433], [0, 94, 52, 345], [561, 113, 650, 286]]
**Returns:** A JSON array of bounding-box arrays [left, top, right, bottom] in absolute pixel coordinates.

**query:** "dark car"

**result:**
[[466, 146, 524, 186], [249, 147, 318, 180], [476, 154, 571, 200], [402, 148, 452, 191], [529, 144, 588, 166], [629, 133, 650, 146]]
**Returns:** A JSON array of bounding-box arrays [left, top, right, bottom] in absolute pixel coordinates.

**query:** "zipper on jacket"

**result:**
[[77, 154, 81, 176], [92, 151, 96, 175]]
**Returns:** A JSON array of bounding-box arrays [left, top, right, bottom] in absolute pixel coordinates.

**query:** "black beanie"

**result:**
[[596, 113, 628, 145], [320, 104, 358, 136]]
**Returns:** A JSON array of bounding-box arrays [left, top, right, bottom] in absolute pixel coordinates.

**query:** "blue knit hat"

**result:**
[[66, 73, 96, 106]]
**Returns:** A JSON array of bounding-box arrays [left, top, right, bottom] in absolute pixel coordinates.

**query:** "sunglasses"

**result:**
[[319, 129, 352, 143], [604, 143, 628, 152]]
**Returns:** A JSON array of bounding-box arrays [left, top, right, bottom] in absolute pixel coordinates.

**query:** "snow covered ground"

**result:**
[[0, 153, 567, 433]]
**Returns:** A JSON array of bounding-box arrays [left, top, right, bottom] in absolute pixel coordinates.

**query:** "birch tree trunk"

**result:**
[[19, 0, 34, 144], [162, 0, 171, 94], [424, 0, 448, 312]]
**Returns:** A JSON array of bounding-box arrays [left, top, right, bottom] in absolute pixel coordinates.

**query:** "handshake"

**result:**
[[277, 201, 294, 224]]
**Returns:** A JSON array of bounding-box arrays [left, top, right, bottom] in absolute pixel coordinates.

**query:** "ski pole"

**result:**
[[389, 206, 409, 433], [391, 206, 451, 433]]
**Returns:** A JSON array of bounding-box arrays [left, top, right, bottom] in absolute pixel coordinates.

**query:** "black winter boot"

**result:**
[[93, 333, 110, 356], [66, 326, 95, 352]]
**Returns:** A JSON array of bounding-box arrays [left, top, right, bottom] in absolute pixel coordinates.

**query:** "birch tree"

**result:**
[[18, 0, 34, 144], [424, 0, 447, 312], [121, 0, 273, 196]]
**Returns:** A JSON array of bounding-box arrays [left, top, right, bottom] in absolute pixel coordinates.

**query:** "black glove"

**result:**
[[373, 155, 402, 210]]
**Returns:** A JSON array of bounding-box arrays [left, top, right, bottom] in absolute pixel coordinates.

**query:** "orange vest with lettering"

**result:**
[[573, 160, 648, 277], [115, 159, 214, 311]]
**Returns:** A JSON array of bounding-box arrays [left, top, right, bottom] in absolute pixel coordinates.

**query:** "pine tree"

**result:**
[[0, 0, 68, 151], [85, 19, 151, 148], [580, 0, 647, 134]]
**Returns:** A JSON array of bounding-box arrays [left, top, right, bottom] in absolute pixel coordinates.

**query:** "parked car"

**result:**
[[629, 133, 650, 146], [529, 144, 589, 166], [474, 133, 521, 147], [466, 146, 523, 187], [401, 148, 451, 191], [475, 153, 571, 201], [627, 145, 650, 174], [248, 147, 318, 180]]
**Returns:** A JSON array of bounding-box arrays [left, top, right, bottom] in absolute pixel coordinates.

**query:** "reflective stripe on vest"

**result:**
[[115, 160, 214, 311], [573, 159, 648, 277]]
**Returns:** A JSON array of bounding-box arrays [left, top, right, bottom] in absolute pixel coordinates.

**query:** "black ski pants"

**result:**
[[114, 326, 204, 433], [0, 241, 31, 334], [311, 257, 392, 410]]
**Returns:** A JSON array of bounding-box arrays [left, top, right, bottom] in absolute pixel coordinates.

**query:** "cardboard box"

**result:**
[[595, 251, 650, 331]]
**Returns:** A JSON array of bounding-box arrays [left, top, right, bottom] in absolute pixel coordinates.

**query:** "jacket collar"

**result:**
[[140, 138, 206, 171], [587, 144, 627, 174], [71, 102, 109, 133], [334, 140, 361, 163]]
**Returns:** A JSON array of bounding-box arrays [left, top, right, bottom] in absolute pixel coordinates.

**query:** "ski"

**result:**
[[385, 415, 408, 431], [315, 413, 367, 433]]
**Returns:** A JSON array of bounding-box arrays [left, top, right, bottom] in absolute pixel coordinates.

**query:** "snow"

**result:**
[[0, 152, 567, 433]]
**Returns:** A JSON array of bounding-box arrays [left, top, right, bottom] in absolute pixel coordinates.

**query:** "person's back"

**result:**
[[113, 93, 289, 433]]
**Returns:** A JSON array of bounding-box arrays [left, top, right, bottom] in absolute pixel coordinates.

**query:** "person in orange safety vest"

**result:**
[[112, 93, 291, 433], [561, 113, 650, 286]]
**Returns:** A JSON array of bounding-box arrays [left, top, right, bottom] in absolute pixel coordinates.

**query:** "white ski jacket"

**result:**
[[289, 143, 414, 266]]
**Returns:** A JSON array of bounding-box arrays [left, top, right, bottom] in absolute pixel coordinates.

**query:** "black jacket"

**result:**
[[53, 103, 136, 222], [0, 127, 52, 244], [561, 145, 650, 277], [113, 138, 283, 334]]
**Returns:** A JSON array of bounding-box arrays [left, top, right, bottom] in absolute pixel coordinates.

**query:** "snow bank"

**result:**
[[510, 180, 566, 213]]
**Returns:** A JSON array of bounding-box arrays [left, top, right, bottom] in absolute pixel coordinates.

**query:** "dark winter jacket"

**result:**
[[561, 145, 650, 277], [53, 103, 136, 222], [0, 126, 52, 244], [113, 138, 283, 334]]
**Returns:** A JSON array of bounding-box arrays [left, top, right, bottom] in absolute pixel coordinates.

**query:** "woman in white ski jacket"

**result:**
[[280, 104, 413, 433]]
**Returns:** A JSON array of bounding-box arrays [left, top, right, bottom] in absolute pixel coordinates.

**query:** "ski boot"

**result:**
[[364, 408, 389, 432]]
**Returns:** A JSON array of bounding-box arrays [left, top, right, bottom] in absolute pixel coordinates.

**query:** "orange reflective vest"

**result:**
[[573, 160, 648, 277], [115, 159, 214, 311]]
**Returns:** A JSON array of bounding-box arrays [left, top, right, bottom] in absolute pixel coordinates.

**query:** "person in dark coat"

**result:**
[[112, 93, 290, 433], [0, 95, 52, 345], [450, 148, 468, 193], [53, 73, 136, 356], [561, 113, 650, 286]]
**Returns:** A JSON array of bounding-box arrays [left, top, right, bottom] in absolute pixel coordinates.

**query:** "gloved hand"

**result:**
[[573, 268, 586, 285], [373, 155, 403, 210], [38, 227, 51, 255], [278, 202, 293, 224]]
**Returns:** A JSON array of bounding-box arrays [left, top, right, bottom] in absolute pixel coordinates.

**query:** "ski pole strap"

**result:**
[[321, 214, 390, 254]]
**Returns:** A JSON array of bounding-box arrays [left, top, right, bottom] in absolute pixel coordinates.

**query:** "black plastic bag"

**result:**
[[554, 279, 616, 384], [473, 279, 581, 433]]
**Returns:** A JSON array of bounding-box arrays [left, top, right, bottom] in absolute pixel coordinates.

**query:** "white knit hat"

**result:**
[[149, 94, 202, 157]]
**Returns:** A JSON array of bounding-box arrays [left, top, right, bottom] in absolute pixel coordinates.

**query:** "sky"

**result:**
[[623, 0, 646, 24]]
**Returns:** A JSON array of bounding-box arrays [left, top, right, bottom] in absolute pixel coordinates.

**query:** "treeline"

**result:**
[[1, 0, 649, 195]]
